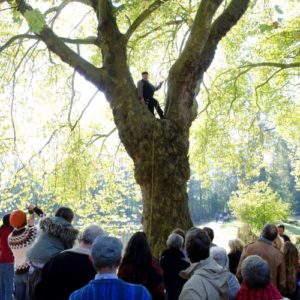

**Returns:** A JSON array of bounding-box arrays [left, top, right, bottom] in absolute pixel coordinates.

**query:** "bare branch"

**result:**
[[71, 90, 99, 131], [15, 0, 108, 89], [125, 0, 169, 42], [88, 127, 117, 146], [0, 33, 97, 55], [240, 62, 300, 70], [198, 0, 251, 78]]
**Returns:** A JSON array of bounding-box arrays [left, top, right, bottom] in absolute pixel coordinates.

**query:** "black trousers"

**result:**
[[145, 97, 164, 119]]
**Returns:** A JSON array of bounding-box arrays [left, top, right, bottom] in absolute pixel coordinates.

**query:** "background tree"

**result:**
[[228, 181, 290, 233]]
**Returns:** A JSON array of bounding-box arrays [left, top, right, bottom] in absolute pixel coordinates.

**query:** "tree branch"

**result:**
[[166, 0, 224, 123], [240, 62, 300, 69], [15, 0, 108, 89], [125, 0, 169, 42], [198, 0, 251, 77], [0, 33, 97, 55]]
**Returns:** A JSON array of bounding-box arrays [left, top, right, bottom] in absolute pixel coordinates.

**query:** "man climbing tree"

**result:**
[[137, 72, 164, 119], [0, 0, 253, 255]]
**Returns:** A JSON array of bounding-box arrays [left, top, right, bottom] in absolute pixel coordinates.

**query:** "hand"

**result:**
[[141, 98, 145, 104], [158, 81, 163, 88], [27, 204, 36, 211]]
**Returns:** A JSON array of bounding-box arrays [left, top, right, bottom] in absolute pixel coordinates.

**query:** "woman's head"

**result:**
[[122, 232, 152, 265], [284, 242, 299, 293], [2, 214, 11, 226], [55, 207, 74, 223], [228, 238, 244, 254]]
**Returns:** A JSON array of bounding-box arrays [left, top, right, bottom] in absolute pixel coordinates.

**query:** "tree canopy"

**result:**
[[0, 0, 299, 251]]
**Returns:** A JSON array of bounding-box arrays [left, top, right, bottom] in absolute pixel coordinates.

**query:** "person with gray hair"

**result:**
[[235, 255, 287, 300], [210, 247, 240, 300], [70, 235, 151, 300], [160, 233, 190, 300], [236, 224, 286, 294], [34, 224, 105, 300]]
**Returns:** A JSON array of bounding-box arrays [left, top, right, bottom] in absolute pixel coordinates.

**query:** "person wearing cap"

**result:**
[[8, 205, 43, 300], [137, 72, 164, 119], [70, 235, 151, 300], [0, 214, 14, 300], [35, 224, 105, 300]]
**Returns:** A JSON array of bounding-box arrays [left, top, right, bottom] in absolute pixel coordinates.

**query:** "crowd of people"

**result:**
[[0, 205, 300, 300]]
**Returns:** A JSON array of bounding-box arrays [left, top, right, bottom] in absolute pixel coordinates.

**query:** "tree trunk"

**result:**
[[106, 80, 193, 256], [134, 120, 193, 256]]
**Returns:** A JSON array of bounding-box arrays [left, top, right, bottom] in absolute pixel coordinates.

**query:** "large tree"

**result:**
[[1, 0, 251, 254]]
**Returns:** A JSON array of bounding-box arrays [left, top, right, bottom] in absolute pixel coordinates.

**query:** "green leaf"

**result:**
[[24, 9, 46, 34], [259, 24, 273, 33]]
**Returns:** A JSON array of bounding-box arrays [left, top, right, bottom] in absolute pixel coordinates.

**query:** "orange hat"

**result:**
[[9, 210, 27, 228]]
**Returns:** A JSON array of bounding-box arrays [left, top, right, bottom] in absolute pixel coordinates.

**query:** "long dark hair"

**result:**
[[120, 232, 152, 282], [284, 242, 298, 294]]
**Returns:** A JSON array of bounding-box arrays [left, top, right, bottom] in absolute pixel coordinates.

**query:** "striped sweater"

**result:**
[[8, 226, 37, 274]]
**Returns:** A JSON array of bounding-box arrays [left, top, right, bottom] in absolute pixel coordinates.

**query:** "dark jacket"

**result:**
[[0, 225, 14, 263], [228, 250, 242, 275], [118, 257, 165, 300], [35, 247, 96, 300], [27, 216, 79, 265], [160, 248, 190, 300]]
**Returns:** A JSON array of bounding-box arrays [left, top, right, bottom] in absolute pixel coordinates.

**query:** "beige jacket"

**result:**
[[236, 239, 286, 293], [179, 257, 229, 300]]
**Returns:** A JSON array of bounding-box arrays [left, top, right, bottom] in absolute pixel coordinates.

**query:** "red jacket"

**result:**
[[235, 284, 283, 300], [0, 225, 14, 263]]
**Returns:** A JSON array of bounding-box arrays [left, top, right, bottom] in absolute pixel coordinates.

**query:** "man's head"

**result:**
[[261, 224, 278, 242], [142, 71, 149, 80], [203, 227, 214, 243], [79, 225, 105, 248], [210, 247, 228, 269], [9, 210, 27, 228], [277, 224, 285, 237], [185, 228, 210, 263], [91, 235, 122, 272], [166, 233, 184, 250], [241, 255, 270, 289], [55, 207, 74, 223]]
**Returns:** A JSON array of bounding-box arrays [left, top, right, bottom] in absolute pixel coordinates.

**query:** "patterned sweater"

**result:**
[[8, 226, 37, 274]]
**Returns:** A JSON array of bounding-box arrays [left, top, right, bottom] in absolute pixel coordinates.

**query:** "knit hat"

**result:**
[[91, 235, 122, 268], [9, 210, 27, 228]]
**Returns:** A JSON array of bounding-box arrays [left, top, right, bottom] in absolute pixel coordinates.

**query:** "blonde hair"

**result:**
[[273, 235, 284, 252], [228, 238, 244, 253]]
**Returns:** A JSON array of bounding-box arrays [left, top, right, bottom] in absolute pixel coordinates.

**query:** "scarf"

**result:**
[[235, 284, 283, 300]]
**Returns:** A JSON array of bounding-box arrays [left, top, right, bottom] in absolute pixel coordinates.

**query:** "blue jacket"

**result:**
[[69, 278, 151, 300]]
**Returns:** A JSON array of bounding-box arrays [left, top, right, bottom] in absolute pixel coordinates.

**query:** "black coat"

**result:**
[[228, 250, 242, 275], [160, 248, 190, 300], [35, 248, 96, 300]]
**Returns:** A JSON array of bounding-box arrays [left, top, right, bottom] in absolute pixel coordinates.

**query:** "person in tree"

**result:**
[[137, 72, 164, 119]]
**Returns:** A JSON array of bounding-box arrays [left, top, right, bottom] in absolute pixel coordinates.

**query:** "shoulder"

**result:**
[[179, 285, 203, 300], [69, 283, 91, 300]]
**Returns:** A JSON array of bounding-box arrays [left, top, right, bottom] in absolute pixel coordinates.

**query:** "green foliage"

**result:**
[[228, 181, 290, 233], [24, 9, 46, 34]]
